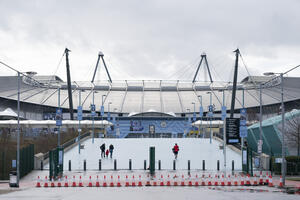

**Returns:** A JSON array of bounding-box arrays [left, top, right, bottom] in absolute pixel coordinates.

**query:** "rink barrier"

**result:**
[[36, 172, 281, 188]]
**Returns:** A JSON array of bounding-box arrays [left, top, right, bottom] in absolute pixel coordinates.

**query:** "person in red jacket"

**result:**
[[172, 143, 179, 159], [105, 149, 109, 158]]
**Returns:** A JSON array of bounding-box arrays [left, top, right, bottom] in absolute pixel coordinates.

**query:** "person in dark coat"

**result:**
[[172, 143, 179, 159], [109, 144, 114, 158], [100, 143, 105, 158]]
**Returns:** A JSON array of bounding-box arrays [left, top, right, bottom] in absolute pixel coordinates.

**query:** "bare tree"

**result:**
[[282, 116, 300, 156]]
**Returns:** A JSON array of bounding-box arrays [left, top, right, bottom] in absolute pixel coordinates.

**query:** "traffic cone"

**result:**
[[181, 175, 185, 186], [253, 174, 258, 186], [234, 174, 238, 186], [110, 175, 114, 187], [146, 175, 151, 186], [125, 175, 130, 187], [227, 175, 231, 186], [95, 176, 100, 187], [188, 174, 193, 186], [79, 176, 83, 187], [221, 174, 225, 186], [279, 176, 283, 188], [259, 171, 263, 185], [88, 176, 93, 187], [245, 174, 251, 186], [103, 175, 107, 187], [195, 174, 199, 186], [166, 174, 171, 186], [138, 175, 143, 186], [214, 174, 218, 186], [201, 174, 205, 186], [36, 176, 41, 187], [44, 176, 49, 187], [265, 172, 269, 185], [268, 175, 273, 187], [117, 175, 121, 187], [72, 176, 77, 187], [160, 175, 165, 186], [207, 174, 212, 186], [240, 174, 244, 186], [153, 175, 157, 186], [57, 176, 62, 187], [173, 174, 178, 186], [50, 176, 55, 187], [132, 175, 136, 187], [64, 176, 69, 187]]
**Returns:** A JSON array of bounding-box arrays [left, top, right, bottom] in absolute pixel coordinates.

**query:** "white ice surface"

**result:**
[[46, 138, 242, 171]]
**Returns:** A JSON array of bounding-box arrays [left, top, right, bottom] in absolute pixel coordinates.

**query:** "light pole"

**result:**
[[198, 95, 203, 138], [16, 72, 20, 187], [219, 89, 226, 172], [207, 91, 213, 144], [259, 83, 263, 170], [264, 72, 285, 186], [92, 90, 95, 144]]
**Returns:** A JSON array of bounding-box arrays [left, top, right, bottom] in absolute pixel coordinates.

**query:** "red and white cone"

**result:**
[[146, 175, 151, 186], [57, 176, 62, 187], [117, 175, 121, 187], [265, 172, 269, 185], [72, 176, 77, 187], [95, 176, 100, 187], [44, 176, 49, 187], [160, 175, 165, 186], [253, 174, 258, 186], [208, 174, 212, 186], [79, 176, 83, 187], [195, 174, 199, 186], [132, 175, 136, 187], [166, 174, 171, 186], [245, 174, 251, 186], [240, 174, 244, 186], [88, 176, 93, 187], [138, 175, 143, 186], [214, 174, 218, 186], [279, 176, 283, 188], [181, 175, 185, 186], [268, 175, 273, 187], [234, 174, 238, 186], [125, 175, 130, 187], [227, 175, 231, 186], [36, 176, 41, 187], [153, 175, 157, 186], [64, 176, 69, 187], [201, 174, 205, 186], [103, 175, 107, 187], [259, 171, 264, 185], [188, 174, 193, 186], [110, 175, 114, 187], [173, 174, 178, 186], [50, 176, 55, 187], [221, 174, 225, 186]]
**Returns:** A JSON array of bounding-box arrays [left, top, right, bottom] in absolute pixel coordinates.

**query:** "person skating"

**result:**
[[109, 144, 114, 158], [172, 143, 179, 159], [100, 143, 105, 158]]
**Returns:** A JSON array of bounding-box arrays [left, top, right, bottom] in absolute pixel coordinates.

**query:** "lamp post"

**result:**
[[264, 72, 285, 186], [219, 89, 226, 173], [207, 91, 213, 144], [16, 72, 20, 187], [198, 95, 203, 138]]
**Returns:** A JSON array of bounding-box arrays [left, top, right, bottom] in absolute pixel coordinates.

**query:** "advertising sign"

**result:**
[[226, 118, 241, 144]]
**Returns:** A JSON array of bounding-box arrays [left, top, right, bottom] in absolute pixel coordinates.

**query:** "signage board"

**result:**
[[226, 118, 241, 144], [90, 104, 96, 117], [221, 106, 227, 120], [55, 108, 62, 126], [239, 108, 247, 138], [77, 106, 83, 121]]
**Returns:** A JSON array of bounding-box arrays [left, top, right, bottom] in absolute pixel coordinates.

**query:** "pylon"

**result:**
[[50, 176, 55, 187], [117, 175, 121, 187], [279, 176, 283, 188], [57, 176, 62, 187], [95, 176, 100, 187], [132, 175, 136, 187], [146, 175, 151, 186], [188, 174, 192, 186], [153, 175, 157, 186], [221, 174, 225, 186], [36, 176, 41, 187], [265, 172, 269, 185], [125, 175, 130, 187], [88, 176, 93, 187], [64, 176, 69, 187], [160, 175, 165, 186], [44, 176, 49, 187], [181, 175, 185, 186], [138, 175, 143, 186], [207, 174, 212, 186], [110, 175, 114, 187], [166, 174, 171, 186], [79, 176, 83, 187], [253, 174, 258, 186], [234, 174, 238, 186], [195, 174, 199, 186], [173, 174, 178, 186], [245, 174, 251, 186], [240, 174, 244, 186], [259, 171, 263, 185], [268, 175, 273, 187], [214, 174, 218, 186], [72, 176, 77, 187], [103, 175, 107, 187], [227, 175, 231, 186], [201, 174, 205, 186]]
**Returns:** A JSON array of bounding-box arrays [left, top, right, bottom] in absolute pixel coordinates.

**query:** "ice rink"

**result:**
[[46, 138, 242, 171]]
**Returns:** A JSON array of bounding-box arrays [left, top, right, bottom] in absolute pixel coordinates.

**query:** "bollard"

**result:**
[[149, 147, 155, 175], [129, 159, 132, 170], [188, 160, 190, 171], [173, 160, 176, 170], [144, 160, 147, 170], [158, 160, 161, 170], [202, 160, 205, 171], [84, 160, 86, 171], [114, 159, 117, 170], [232, 160, 234, 171], [99, 159, 102, 171], [217, 160, 220, 171], [69, 160, 71, 171], [41, 160, 43, 171]]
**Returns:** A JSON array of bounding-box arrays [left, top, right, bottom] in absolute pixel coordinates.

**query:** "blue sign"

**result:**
[[91, 104, 96, 117], [193, 112, 196, 121], [199, 106, 203, 117], [55, 108, 62, 126], [107, 112, 111, 121], [239, 108, 247, 138], [100, 105, 104, 116], [12, 160, 16, 168], [221, 106, 227, 120], [77, 106, 83, 121], [239, 126, 248, 138]]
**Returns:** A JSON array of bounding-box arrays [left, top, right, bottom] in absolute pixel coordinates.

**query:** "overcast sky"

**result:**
[[0, 0, 300, 82]]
